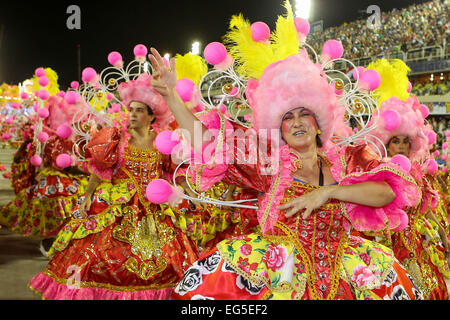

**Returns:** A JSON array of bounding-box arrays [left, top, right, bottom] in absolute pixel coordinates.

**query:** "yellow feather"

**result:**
[[271, 0, 299, 62], [175, 53, 208, 85], [366, 59, 411, 105], [223, 14, 274, 79], [222, 1, 300, 80]]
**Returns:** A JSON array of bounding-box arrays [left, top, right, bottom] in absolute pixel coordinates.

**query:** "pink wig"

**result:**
[[245, 49, 345, 147], [368, 96, 428, 161], [118, 74, 172, 130], [46, 95, 90, 131]]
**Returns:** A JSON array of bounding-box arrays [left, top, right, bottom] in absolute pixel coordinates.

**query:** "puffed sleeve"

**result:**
[[189, 109, 274, 193], [84, 127, 121, 180], [43, 135, 75, 170], [339, 145, 420, 232]]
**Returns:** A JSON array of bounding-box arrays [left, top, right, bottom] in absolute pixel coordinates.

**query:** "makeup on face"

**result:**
[[387, 135, 411, 157], [281, 107, 319, 147]]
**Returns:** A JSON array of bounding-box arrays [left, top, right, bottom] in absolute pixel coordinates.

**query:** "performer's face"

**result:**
[[281, 107, 319, 150], [128, 101, 155, 130], [387, 135, 411, 157]]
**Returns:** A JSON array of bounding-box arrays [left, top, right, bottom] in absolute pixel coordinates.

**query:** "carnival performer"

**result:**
[[29, 71, 199, 300], [364, 59, 450, 299], [0, 94, 89, 256], [162, 53, 259, 253], [148, 22, 423, 300]]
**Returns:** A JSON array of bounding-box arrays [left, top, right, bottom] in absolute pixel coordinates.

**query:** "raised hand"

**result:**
[[148, 48, 177, 96], [277, 186, 335, 219]]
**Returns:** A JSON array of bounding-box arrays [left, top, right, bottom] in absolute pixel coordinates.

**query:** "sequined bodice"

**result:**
[[116, 146, 164, 198], [274, 180, 347, 298]]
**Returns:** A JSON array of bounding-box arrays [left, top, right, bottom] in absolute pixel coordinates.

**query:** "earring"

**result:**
[[317, 129, 322, 135], [290, 150, 303, 171]]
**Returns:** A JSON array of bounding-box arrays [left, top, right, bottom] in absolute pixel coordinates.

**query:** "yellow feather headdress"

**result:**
[[223, 0, 299, 79], [175, 53, 208, 85], [366, 59, 411, 105]]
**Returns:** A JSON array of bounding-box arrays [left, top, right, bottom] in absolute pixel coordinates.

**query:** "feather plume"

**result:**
[[366, 59, 411, 105], [175, 53, 208, 85]]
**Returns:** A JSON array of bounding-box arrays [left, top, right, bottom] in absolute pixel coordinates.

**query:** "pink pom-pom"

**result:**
[[218, 104, 227, 114], [111, 103, 121, 113], [407, 81, 412, 93], [1, 133, 11, 141], [9, 128, 16, 134], [442, 154, 448, 161], [146, 179, 173, 204], [204, 42, 228, 65], [11, 102, 21, 109], [353, 67, 365, 80], [321, 40, 344, 62], [38, 76, 49, 87], [56, 154, 72, 169], [250, 22, 271, 42], [391, 154, 411, 173], [433, 150, 440, 157], [5, 117, 14, 125], [359, 70, 381, 91], [81, 67, 98, 83], [37, 132, 49, 143], [65, 91, 80, 105], [37, 108, 50, 119], [108, 51, 124, 68], [30, 155, 42, 166], [106, 93, 114, 101], [294, 18, 310, 35], [426, 130, 437, 145], [155, 130, 181, 155], [175, 78, 195, 102], [442, 167, 448, 173], [419, 105, 430, 119], [20, 92, 29, 99], [33, 102, 38, 112], [134, 44, 148, 60], [445, 130, 450, 138], [57, 91, 66, 98], [70, 81, 79, 89], [56, 124, 73, 139], [38, 90, 50, 100], [35, 68, 46, 77], [381, 109, 401, 131], [425, 159, 438, 175]]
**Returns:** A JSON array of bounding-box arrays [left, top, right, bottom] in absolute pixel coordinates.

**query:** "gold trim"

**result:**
[[43, 269, 175, 292], [261, 172, 283, 230]]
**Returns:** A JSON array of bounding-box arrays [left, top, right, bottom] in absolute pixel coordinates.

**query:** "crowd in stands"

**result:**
[[308, 0, 449, 60], [411, 79, 449, 96]]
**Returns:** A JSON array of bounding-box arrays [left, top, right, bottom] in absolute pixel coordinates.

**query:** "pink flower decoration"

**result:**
[[358, 253, 371, 265], [262, 244, 287, 272], [351, 265, 378, 288], [239, 244, 253, 257], [84, 219, 98, 230]]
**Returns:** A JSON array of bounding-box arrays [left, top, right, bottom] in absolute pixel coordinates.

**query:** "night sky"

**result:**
[[0, 0, 428, 88]]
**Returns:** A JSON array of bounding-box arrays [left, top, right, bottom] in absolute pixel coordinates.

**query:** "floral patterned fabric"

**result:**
[[173, 234, 422, 300], [0, 167, 88, 238]]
